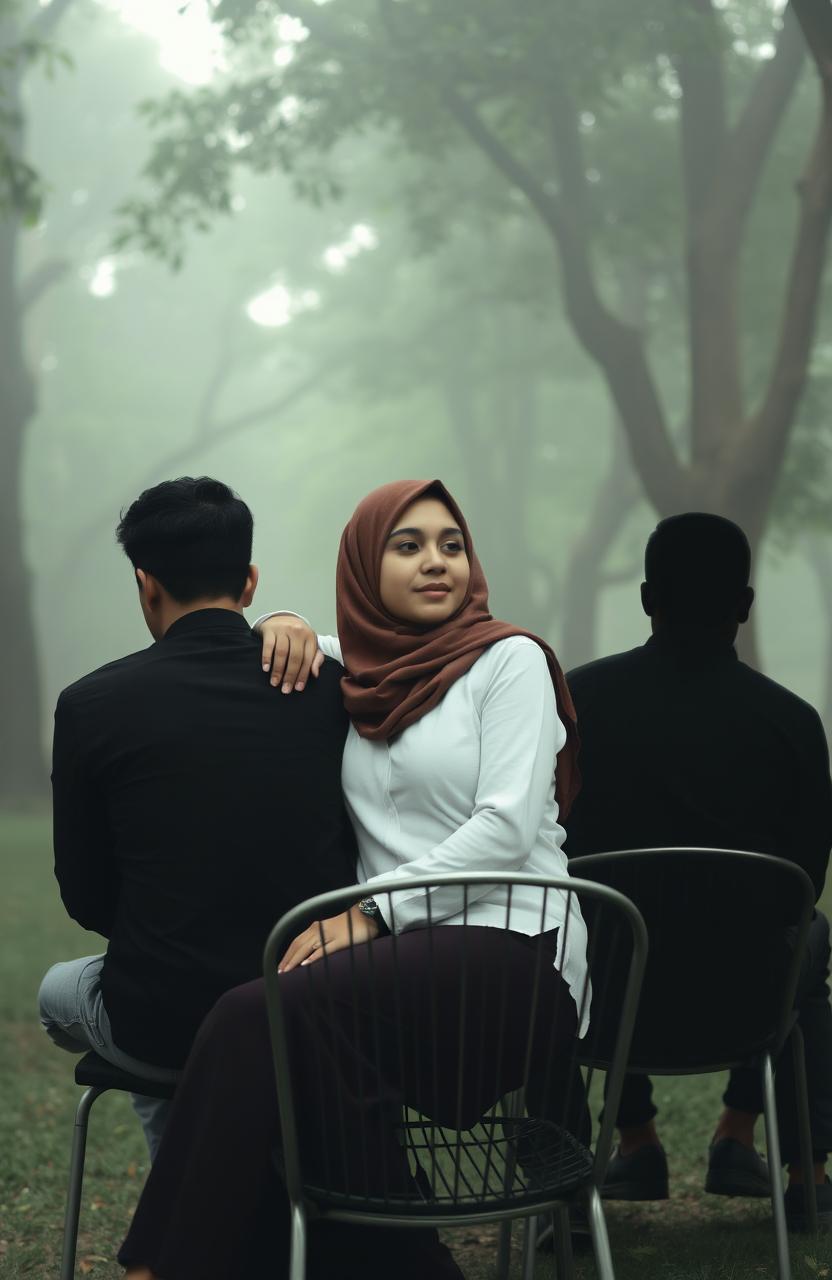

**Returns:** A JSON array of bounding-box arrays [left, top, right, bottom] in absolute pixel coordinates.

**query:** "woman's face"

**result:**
[[379, 497, 471, 626]]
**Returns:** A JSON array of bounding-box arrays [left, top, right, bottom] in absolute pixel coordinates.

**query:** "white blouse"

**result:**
[[257, 615, 589, 1030]]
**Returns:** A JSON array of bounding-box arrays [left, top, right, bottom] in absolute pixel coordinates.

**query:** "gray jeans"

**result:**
[[38, 955, 180, 1161]]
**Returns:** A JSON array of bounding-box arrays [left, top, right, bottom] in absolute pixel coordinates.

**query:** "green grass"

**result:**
[[2, 813, 832, 1279]]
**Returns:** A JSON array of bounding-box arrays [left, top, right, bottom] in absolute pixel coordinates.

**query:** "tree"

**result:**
[[0, 0, 74, 801], [121, 0, 832, 667]]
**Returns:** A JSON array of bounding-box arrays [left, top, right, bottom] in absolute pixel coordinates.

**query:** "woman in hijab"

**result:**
[[120, 479, 588, 1280]]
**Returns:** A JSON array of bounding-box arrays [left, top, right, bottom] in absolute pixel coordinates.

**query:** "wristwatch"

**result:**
[[358, 896, 383, 924], [357, 896, 389, 936]]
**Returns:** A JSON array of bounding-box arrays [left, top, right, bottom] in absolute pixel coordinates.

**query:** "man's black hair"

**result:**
[[644, 512, 751, 621], [116, 477, 253, 603]]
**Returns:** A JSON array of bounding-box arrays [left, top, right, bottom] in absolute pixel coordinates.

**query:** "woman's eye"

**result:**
[[396, 540, 419, 553], [442, 541, 463, 553]]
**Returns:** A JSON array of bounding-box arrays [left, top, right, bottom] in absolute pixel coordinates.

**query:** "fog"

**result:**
[[3, 0, 832, 799]]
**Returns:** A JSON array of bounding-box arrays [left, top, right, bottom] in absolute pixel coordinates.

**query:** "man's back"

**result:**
[[53, 608, 355, 1067], [565, 634, 832, 897]]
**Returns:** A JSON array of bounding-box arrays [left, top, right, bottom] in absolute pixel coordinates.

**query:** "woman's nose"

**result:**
[[421, 544, 446, 571]]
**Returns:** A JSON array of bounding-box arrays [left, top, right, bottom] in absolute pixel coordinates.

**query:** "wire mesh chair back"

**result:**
[[569, 848, 814, 1073], [262, 871, 646, 1232]]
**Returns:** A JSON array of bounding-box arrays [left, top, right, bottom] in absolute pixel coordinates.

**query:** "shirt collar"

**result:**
[[644, 631, 738, 664], [162, 608, 251, 641]]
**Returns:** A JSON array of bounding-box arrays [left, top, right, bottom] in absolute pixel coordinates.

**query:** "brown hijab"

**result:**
[[336, 479, 581, 818]]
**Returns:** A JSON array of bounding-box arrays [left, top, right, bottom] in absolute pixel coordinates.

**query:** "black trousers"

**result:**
[[614, 911, 832, 1164], [118, 925, 578, 1280]]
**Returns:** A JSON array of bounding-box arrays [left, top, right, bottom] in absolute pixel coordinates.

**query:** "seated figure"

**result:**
[[38, 476, 356, 1158], [117, 477, 587, 1280], [564, 512, 832, 1228]]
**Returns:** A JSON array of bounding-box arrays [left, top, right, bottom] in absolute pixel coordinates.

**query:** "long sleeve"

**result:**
[[363, 639, 564, 930], [52, 693, 119, 936], [791, 707, 832, 901]]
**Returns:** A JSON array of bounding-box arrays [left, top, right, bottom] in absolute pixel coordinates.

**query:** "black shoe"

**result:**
[[602, 1143, 669, 1201], [704, 1138, 770, 1198], [784, 1177, 832, 1234]]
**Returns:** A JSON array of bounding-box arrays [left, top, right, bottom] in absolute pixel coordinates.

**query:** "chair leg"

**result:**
[[289, 1200, 307, 1280], [791, 1024, 819, 1234], [762, 1052, 792, 1280], [552, 1204, 575, 1280], [585, 1184, 615, 1280], [535, 1216, 553, 1252], [60, 1086, 105, 1280], [496, 1218, 512, 1280], [497, 1095, 523, 1280], [521, 1214, 537, 1280]]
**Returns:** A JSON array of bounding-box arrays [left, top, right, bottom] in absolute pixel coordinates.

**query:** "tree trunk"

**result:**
[[440, 339, 557, 636], [440, 2, 832, 681], [806, 535, 832, 740], [559, 422, 640, 669], [0, 213, 47, 801]]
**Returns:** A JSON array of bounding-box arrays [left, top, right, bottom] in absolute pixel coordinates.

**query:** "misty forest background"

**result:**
[[2, 3, 832, 1275], [0, 0, 824, 803], [1, 0, 831, 810]]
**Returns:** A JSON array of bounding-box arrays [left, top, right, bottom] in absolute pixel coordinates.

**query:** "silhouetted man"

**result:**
[[566, 513, 832, 1229], [38, 477, 355, 1158]]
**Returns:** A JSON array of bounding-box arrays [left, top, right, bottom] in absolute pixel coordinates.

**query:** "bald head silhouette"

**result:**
[[641, 513, 754, 641]]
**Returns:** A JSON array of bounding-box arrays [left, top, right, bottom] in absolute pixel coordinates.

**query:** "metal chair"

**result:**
[[564, 847, 817, 1280], [263, 870, 647, 1280], [58, 1052, 177, 1280]]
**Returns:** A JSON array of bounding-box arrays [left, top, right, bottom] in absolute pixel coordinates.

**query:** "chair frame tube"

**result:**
[[60, 1085, 106, 1280], [791, 1023, 819, 1234], [762, 1050, 791, 1280]]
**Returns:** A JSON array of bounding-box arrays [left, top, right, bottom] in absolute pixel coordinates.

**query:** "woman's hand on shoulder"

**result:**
[[277, 906, 380, 972], [256, 614, 324, 692]]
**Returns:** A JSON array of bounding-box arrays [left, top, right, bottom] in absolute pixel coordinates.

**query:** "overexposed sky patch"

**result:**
[[322, 223, 378, 273], [88, 257, 118, 298], [246, 282, 321, 328], [97, 0, 227, 86]]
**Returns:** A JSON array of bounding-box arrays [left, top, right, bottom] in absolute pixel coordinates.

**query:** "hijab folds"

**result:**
[[336, 479, 581, 819]]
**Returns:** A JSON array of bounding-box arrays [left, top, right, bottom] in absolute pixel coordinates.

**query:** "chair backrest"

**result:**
[[263, 871, 647, 1218], [570, 848, 814, 1072]]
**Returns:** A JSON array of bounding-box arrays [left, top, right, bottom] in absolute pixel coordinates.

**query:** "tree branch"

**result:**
[[791, 0, 832, 88], [559, 417, 641, 666], [438, 82, 688, 513], [743, 7, 832, 488], [713, 8, 805, 247], [541, 77, 690, 513], [53, 353, 347, 582], [19, 256, 68, 311], [438, 81, 562, 238], [380, 0, 673, 498], [678, 5, 805, 467], [675, 0, 729, 227], [675, 0, 737, 453]]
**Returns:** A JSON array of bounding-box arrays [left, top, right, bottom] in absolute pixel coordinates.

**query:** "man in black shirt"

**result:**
[[566, 513, 832, 1228], [38, 477, 355, 1157]]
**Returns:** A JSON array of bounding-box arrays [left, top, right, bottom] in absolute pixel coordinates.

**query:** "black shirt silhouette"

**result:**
[[565, 632, 832, 897], [52, 608, 356, 1067]]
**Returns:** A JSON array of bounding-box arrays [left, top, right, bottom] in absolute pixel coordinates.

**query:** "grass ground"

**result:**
[[3, 812, 832, 1279]]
